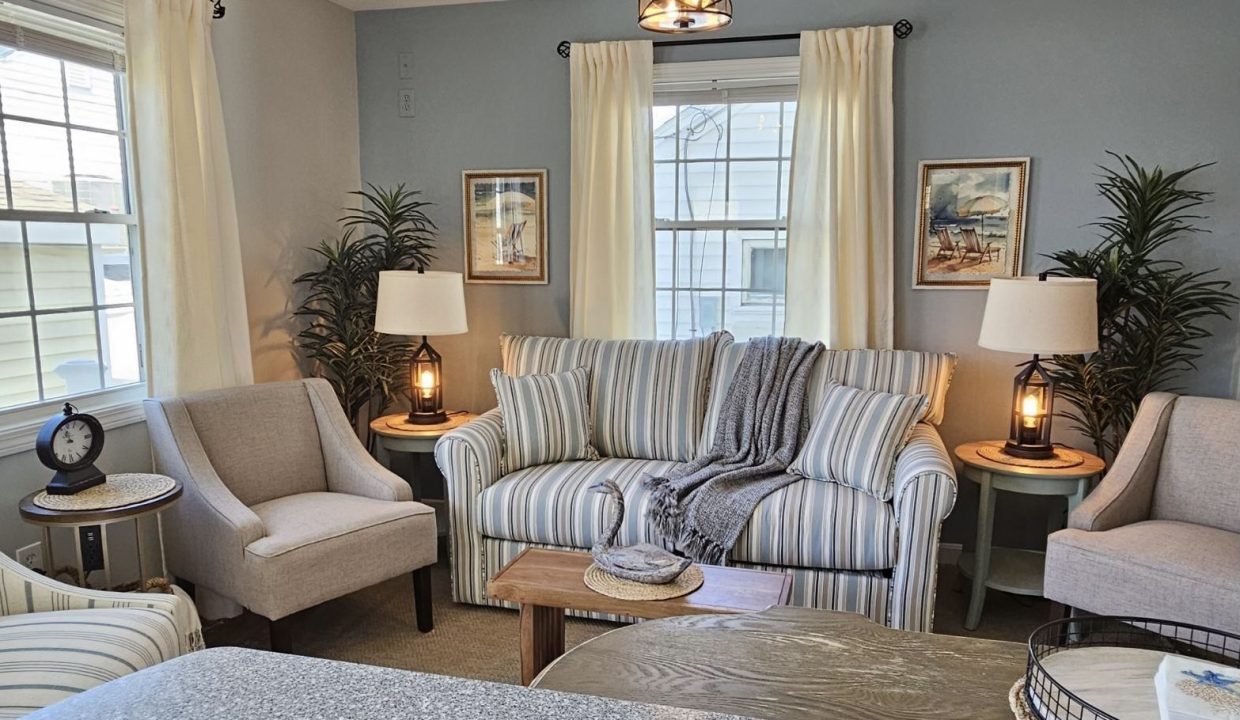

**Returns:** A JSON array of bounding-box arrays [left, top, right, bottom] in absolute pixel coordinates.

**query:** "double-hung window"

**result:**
[[653, 57, 798, 341], [0, 1, 142, 447]]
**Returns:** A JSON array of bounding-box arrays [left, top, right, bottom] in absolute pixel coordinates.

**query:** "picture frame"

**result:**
[[913, 158, 1030, 289], [462, 169, 549, 284]]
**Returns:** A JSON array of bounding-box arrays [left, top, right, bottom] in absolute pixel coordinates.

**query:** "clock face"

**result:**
[[52, 419, 95, 467]]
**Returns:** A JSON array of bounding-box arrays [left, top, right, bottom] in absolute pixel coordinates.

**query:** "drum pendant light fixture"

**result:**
[[638, 0, 733, 34]]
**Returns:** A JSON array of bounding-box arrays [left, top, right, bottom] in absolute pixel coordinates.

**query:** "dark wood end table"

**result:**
[[487, 548, 792, 685]]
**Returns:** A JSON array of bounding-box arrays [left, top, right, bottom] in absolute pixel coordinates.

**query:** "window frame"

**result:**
[[0, 40, 146, 456], [652, 56, 798, 341]]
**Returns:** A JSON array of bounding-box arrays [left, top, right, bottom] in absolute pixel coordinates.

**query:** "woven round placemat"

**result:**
[[33, 473, 176, 511], [1009, 678, 1035, 720], [583, 563, 704, 601], [977, 444, 1085, 469]]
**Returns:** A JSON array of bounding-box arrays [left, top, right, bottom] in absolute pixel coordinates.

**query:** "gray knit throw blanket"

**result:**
[[645, 336, 824, 565]]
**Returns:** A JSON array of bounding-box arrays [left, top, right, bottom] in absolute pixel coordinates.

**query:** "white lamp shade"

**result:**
[[374, 271, 468, 336], [978, 277, 1098, 355]]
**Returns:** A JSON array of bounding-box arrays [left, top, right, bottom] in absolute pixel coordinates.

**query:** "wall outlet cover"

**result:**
[[399, 52, 415, 79], [398, 89, 415, 118], [16, 542, 43, 572]]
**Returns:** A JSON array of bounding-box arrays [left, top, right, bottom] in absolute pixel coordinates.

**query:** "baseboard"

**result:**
[[938, 542, 962, 566]]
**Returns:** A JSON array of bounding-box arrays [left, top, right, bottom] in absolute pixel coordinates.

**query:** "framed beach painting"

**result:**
[[913, 158, 1030, 289], [462, 169, 548, 284]]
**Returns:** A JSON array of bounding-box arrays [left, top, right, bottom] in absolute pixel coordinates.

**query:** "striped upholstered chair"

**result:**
[[0, 551, 202, 717], [436, 333, 959, 632]]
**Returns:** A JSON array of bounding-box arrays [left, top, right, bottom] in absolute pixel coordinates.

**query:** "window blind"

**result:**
[[654, 56, 798, 106], [0, 0, 124, 71]]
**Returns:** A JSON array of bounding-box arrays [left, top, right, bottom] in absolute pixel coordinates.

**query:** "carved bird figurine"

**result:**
[[590, 480, 692, 584]]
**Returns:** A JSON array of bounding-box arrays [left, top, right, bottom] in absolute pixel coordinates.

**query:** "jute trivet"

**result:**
[[1008, 678, 1035, 720], [977, 444, 1085, 469], [583, 563, 704, 601], [33, 473, 176, 511]]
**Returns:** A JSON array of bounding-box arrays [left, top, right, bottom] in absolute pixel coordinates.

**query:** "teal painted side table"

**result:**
[[954, 441, 1105, 631]]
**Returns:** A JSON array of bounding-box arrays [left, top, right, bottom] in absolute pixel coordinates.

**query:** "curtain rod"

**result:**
[[556, 19, 912, 59]]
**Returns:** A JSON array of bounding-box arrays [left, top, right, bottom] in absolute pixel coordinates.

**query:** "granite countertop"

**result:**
[[30, 647, 751, 720]]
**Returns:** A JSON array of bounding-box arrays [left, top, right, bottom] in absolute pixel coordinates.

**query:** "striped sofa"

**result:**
[[435, 333, 959, 632], [0, 551, 203, 718]]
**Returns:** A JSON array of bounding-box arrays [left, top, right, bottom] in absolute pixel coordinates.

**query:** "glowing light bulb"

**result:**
[[1021, 393, 1039, 428], [418, 370, 435, 399]]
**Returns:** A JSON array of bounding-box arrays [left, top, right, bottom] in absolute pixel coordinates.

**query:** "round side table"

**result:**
[[18, 473, 183, 591], [954, 441, 1105, 631], [370, 412, 478, 537]]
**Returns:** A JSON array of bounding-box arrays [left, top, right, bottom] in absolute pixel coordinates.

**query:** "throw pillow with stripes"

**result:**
[[491, 367, 599, 473], [790, 382, 929, 501]]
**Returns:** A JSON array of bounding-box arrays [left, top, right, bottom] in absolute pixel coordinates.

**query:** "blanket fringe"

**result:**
[[644, 475, 683, 541]]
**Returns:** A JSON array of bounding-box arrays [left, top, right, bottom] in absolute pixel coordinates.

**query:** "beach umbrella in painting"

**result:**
[[958, 194, 1008, 239]]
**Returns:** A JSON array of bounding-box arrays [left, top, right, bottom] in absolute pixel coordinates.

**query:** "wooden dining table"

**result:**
[[533, 605, 1028, 720]]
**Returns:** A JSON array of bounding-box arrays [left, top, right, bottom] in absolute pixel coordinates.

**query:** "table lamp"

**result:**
[[978, 274, 1098, 459], [375, 270, 468, 425]]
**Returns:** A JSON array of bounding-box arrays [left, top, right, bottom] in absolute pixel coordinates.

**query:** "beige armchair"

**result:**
[[144, 379, 437, 652], [1044, 392, 1240, 634]]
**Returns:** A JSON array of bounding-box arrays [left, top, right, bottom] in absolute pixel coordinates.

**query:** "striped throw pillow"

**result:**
[[790, 382, 929, 501], [491, 367, 599, 473]]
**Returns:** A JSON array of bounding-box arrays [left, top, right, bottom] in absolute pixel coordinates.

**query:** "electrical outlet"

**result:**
[[398, 52, 415, 79], [16, 542, 43, 572], [398, 89, 415, 118]]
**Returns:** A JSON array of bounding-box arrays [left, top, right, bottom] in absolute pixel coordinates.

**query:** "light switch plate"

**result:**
[[398, 89, 415, 118], [398, 52, 415, 79]]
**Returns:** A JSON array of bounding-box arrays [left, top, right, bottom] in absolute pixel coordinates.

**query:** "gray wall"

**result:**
[[354, 0, 1240, 549]]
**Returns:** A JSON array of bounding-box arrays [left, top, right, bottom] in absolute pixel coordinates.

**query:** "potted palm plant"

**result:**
[[1046, 154, 1237, 461], [295, 184, 437, 439]]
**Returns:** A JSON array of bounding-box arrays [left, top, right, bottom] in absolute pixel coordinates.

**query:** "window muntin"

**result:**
[[0, 45, 141, 413], [653, 93, 795, 341]]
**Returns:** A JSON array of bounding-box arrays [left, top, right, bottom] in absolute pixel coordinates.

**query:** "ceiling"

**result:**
[[329, 0, 506, 11]]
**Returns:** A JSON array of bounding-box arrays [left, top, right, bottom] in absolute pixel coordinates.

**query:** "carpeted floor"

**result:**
[[202, 558, 1048, 685]]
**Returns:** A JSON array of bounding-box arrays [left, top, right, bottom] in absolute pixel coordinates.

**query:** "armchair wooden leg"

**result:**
[[269, 616, 294, 654], [412, 567, 433, 633]]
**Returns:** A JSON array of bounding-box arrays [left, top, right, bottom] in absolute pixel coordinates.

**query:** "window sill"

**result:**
[[0, 385, 147, 459]]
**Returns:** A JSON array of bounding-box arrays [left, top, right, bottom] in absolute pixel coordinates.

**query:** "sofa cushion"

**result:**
[[0, 607, 181, 717], [700, 346, 956, 455], [789, 383, 928, 501], [732, 476, 896, 570], [243, 492, 437, 619], [490, 367, 598, 473], [478, 458, 896, 571], [1045, 520, 1240, 635], [500, 333, 724, 462], [478, 458, 680, 550]]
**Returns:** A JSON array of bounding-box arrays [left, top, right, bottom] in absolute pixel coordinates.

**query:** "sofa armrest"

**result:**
[[889, 423, 958, 632], [434, 408, 504, 604], [144, 398, 265, 598], [305, 378, 412, 502], [0, 552, 204, 653], [1069, 392, 1176, 532]]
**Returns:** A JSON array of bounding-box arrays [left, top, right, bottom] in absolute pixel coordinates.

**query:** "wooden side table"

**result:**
[[489, 548, 793, 685], [369, 411, 477, 537], [18, 473, 183, 590], [954, 441, 1105, 631]]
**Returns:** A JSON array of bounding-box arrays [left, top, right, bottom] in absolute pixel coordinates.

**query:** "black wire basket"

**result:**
[[1024, 616, 1240, 720]]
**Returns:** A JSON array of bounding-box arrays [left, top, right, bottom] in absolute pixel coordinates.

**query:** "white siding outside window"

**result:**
[[653, 57, 798, 341], [0, 43, 142, 415]]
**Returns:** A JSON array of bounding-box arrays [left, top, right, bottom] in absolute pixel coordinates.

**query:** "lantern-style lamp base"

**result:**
[[406, 336, 448, 425], [1003, 355, 1056, 460], [1002, 440, 1055, 460]]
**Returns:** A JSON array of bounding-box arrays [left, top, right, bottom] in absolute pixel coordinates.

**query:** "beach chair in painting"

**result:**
[[934, 228, 960, 260], [960, 227, 997, 264]]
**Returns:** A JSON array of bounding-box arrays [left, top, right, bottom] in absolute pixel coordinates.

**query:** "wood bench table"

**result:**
[[533, 606, 1028, 720], [487, 548, 793, 685]]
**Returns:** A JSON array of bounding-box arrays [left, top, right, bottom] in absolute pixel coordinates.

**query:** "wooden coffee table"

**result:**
[[534, 606, 1028, 719], [487, 548, 792, 685]]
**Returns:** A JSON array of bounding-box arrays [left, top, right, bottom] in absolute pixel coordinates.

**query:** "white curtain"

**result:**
[[569, 41, 656, 339], [784, 27, 894, 348], [126, 0, 253, 396]]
